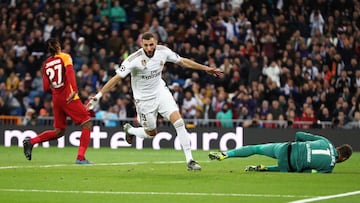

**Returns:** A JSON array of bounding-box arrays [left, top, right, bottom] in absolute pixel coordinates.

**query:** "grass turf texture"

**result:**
[[0, 146, 359, 203]]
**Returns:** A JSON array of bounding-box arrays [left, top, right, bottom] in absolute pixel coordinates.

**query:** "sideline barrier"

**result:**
[[0, 115, 21, 125], [1, 125, 359, 151]]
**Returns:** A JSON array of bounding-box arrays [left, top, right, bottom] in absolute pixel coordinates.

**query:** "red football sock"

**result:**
[[30, 130, 57, 145], [77, 127, 91, 161]]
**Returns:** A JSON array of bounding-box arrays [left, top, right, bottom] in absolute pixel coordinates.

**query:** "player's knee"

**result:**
[[82, 120, 92, 129], [55, 129, 66, 138]]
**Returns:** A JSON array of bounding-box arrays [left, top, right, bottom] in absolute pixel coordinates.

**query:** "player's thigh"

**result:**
[[53, 100, 67, 129], [258, 143, 287, 158], [135, 99, 158, 131], [65, 100, 91, 125], [158, 87, 179, 120]]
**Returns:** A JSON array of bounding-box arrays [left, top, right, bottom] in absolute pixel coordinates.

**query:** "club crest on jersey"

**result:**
[[160, 60, 164, 66], [141, 59, 147, 67]]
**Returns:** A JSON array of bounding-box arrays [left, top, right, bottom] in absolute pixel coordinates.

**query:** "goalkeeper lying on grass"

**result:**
[[209, 131, 352, 173]]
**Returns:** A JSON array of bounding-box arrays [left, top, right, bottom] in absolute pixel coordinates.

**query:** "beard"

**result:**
[[145, 50, 155, 58]]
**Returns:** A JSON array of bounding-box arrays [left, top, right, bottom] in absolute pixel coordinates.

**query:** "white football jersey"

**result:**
[[115, 45, 181, 100]]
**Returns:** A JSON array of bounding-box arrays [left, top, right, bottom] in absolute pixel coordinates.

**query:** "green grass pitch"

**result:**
[[0, 146, 359, 203]]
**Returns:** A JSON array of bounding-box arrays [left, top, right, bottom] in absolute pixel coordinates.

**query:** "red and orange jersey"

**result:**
[[42, 52, 79, 100]]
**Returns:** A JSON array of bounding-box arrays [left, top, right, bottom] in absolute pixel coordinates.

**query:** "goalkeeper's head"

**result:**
[[46, 38, 61, 56], [336, 144, 353, 163]]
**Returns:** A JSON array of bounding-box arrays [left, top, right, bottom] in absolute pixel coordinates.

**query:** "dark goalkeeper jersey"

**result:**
[[290, 132, 338, 173]]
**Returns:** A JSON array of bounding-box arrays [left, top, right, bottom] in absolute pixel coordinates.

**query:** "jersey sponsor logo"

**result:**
[[141, 71, 161, 80]]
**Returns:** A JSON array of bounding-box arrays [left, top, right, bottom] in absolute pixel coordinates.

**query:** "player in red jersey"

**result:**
[[23, 38, 92, 164]]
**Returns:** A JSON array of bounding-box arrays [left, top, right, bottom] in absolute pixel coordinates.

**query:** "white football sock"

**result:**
[[173, 119, 193, 163], [128, 127, 152, 139]]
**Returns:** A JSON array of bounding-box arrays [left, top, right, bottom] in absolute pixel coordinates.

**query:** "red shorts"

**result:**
[[52, 97, 91, 129]]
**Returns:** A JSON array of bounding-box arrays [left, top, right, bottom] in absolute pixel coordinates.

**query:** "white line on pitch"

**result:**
[[0, 188, 311, 198], [0, 160, 204, 170], [289, 190, 360, 203]]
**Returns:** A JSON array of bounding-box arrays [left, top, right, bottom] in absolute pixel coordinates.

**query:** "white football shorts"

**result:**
[[135, 86, 179, 131]]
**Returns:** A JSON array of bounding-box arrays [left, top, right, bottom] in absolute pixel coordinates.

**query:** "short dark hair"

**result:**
[[337, 144, 353, 162], [142, 32, 156, 40], [46, 38, 60, 56]]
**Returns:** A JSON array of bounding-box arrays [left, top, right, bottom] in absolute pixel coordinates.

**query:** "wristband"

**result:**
[[94, 92, 103, 101]]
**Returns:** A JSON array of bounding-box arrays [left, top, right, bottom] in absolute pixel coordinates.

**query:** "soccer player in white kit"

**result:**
[[87, 32, 223, 171]]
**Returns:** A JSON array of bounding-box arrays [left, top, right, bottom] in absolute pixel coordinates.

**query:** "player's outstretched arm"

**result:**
[[178, 57, 223, 77], [86, 74, 122, 110]]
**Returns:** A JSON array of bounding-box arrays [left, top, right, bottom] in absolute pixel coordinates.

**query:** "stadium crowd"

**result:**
[[1, 0, 360, 129]]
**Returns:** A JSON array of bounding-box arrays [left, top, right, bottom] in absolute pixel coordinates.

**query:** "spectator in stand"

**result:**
[[113, 97, 127, 120], [0, 97, 9, 115], [106, 30, 124, 59], [243, 112, 262, 128], [344, 111, 360, 129], [149, 18, 168, 43], [309, 10, 325, 37], [259, 23, 277, 61], [262, 60, 282, 87], [333, 110, 347, 128], [285, 109, 298, 128], [109, 0, 127, 32], [6, 71, 20, 92], [94, 48, 111, 71], [317, 107, 332, 128], [300, 105, 317, 129], [227, 70, 241, 93], [335, 70, 351, 93], [170, 82, 184, 108], [181, 89, 197, 119], [216, 102, 233, 128], [302, 58, 319, 80], [77, 64, 98, 93], [22, 108, 38, 126], [247, 55, 263, 84], [201, 97, 216, 126], [96, 105, 119, 127], [277, 114, 287, 128], [74, 37, 90, 71], [29, 69, 43, 98], [331, 53, 345, 77], [219, 57, 233, 77], [259, 100, 270, 120], [269, 100, 284, 120], [222, 16, 239, 42], [213, 88, 227, 113], [237, 105, 252, 125], [263, 113, 276, 128], [0, 68, 6, 84], [351, 68, 360, 90]]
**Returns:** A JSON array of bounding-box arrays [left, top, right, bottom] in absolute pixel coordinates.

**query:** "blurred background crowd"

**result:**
[[1, 0, 360, 129]]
